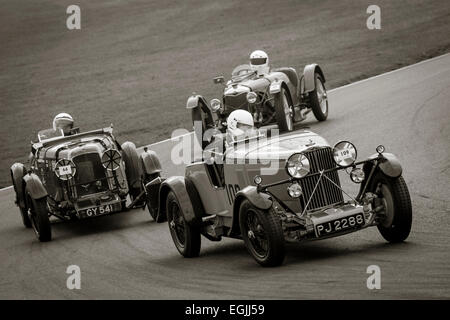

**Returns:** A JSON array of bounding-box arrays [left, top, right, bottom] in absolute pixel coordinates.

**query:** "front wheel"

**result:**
[[309, 73, 328, 121], [370, 172, 412, 243], [28, 196, 51, 242], [239, 200, 285, 267], [274, 86, 294, 132], [166, 191, 201, 257]]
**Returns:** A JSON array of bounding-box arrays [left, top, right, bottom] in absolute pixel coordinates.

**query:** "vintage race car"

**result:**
[[186, 61, 328, 144], [156, 128, 412, 267], [10, 126, 163, 242]]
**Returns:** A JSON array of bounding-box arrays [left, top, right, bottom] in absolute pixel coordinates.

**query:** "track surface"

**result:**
[[1, 55, 449, 299]]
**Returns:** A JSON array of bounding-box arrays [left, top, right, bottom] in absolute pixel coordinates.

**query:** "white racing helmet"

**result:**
[[226, 110, 254, 142], [53, 113, 74, 135], [249, 50, 269, 76]]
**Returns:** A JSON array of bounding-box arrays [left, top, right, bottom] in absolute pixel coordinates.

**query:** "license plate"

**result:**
[[315, 213, 365, 237], [80, 204, 113, 218]]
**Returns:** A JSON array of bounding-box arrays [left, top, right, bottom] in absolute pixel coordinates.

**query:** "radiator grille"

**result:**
[[299, 148, 344, 211], [224, 93, 248, 111], [72, 153, 108, 197]]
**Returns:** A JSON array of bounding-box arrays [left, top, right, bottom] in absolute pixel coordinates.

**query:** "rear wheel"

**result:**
[[166, 191, 201, 257], [370, 172, 412, 242], [28, 196, 51, 242], [309, 73, 328, 121], [239, 200, 285, 267], [274, 86, 294, 132]]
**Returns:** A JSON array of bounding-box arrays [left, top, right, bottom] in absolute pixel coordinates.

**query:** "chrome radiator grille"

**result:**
[[299, 147, 344, 211]]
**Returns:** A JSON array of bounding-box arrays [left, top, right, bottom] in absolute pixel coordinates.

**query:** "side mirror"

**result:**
[[213, 76, 225, 85]]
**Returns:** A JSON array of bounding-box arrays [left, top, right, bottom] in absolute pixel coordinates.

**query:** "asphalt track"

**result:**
[[1, 54, 449, 299]]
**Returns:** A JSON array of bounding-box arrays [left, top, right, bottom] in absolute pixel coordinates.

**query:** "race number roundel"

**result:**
[[333, 141, 357, 167], [55, 159, 76, 180]]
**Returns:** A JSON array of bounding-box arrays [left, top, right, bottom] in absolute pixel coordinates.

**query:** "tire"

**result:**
[[239, 200, 285, 267], [191, 102, 214, 150], [11, 167, 31, 228], [28, 196, 51, 242], [20, 207, 32, 228], [166, 191, 201, 257], [144, 172, 161, 221], [369, 172, 412, 243], [309, 73, 328, 121], [274, 86, 294, 132], [121, 142, 143, 202]]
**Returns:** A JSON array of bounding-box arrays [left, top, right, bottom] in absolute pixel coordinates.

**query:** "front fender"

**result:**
[[186, 94, 208, 110], [140, 149, 162, 176], [158, 176, 197, 224], [373, 153, 403, 178], [23, 173, 48, 200], [10, 163, 27, 208], [302, 63, 325, 93], [230, 186, 273, 236]]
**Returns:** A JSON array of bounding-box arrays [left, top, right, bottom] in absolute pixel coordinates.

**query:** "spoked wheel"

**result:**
[[309, 73, 328, 121], [370, 172, 412, 243], [28, 195, 51, 242], [239, 200, 285, 267], [274, 86, 294, 132], [166, 191, 200, 257]]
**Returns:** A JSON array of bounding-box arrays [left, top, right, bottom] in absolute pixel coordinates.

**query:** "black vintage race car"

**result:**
[[186, 58, 329, 145], [10, 126, 163, 242]]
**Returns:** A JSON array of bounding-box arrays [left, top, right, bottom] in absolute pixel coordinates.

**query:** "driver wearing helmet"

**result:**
[[226, 109, 255, 145], [249, 50, 270, 76], [53, 113, 74, 136]]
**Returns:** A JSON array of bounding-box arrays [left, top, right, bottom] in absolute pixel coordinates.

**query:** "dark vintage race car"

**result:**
[[10, 126, 163, 242], [186, 60, 328, 142], [155, 128, 412, 266]]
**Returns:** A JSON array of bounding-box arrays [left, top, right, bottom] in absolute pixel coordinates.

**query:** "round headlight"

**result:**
[[101, 149, 122, 171], [333, 141, 357, 167], [286, 153, 310, 178], [246, 92, 258, 104], [253, 175, 262, 185], [350, 167, 365, 183], [376, 145, 385, 154], [55, 159, 76, 180], [210, 99, 222, 112], [287, 183, 302, 198]]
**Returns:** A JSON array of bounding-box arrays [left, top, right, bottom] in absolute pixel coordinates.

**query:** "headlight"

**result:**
[[376, 145, 385, 154], [55, 159, 76, 180], [253, 175, 262, 185], [333, 141, 357, 167], [350, 167, 365, 183], [287, 183, 302, 198], [210, 99, 222, 112], [246, 92, 258, 104], [286, 153, 310, 178], [101, 149, 122, 170]]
